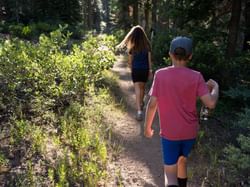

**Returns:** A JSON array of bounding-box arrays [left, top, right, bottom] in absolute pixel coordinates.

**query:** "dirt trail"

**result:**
[[107, 55, 164, 187]]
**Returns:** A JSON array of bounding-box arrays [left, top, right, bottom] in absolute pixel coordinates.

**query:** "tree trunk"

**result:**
[[118, 0, 131, 30], [227, 0, 242, 57], [144, 0, 151, 34], [133, 0, 139, 25], [102, 0, 110, 33], [151, 0, 157, 29], [243, 0, 250, 50], [15, 0, 20, 23], [0, 0, 5, 20]]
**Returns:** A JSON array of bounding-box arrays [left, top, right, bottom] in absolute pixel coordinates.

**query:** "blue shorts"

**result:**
[[161, 137, 196, 165]]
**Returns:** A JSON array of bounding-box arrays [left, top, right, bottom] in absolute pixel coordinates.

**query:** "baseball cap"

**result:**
[[170, 36, 193, 54]]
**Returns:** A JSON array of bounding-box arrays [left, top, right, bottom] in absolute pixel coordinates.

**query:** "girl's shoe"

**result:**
[[136, 111, 143, 121]]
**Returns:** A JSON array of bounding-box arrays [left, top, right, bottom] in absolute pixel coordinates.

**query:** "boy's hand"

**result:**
[[207, 79, 218, 92], [144, 128, 154, 138]]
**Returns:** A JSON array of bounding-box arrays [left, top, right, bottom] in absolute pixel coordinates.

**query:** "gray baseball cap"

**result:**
[[170, 36, 193, 54]]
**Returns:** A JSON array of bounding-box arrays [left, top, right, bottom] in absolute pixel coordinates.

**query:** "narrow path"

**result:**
[[107, 55, 164, 187]]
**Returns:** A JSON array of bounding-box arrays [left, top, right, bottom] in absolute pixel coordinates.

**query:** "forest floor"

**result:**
[[105, 55, 210, 187], [106, 55, 164, 187]]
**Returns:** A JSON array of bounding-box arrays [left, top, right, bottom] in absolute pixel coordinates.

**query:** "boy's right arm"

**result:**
[[144, 96, 158, 138], [200, 79, 219, 109]]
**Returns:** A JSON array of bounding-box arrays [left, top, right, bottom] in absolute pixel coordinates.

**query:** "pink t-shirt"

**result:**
[[149, 66, 209, 140]]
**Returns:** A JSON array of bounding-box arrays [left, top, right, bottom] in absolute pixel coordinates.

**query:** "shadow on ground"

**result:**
[[108, 55, 164, 187]]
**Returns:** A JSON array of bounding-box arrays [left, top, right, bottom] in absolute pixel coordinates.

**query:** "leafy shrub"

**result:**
[[222, 108, 250, 186], [223, 84, 250, 109], [0, 27, 116, 120], [8, 23, 24, 37], [35, 22, 56, 33], [0, 27, 116, 186], [151, 30, 174, 65], [190, 40, 225, 83], [0, 152, 9, 167], [0, 21, 9, 33]]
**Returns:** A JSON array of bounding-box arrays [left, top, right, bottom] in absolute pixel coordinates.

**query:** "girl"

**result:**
[[118, 25, 152, 121]]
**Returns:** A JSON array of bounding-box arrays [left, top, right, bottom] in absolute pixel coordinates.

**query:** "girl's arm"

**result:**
[[128, 54, 133, 70], [148, 52, 153, 79], [148, 52, 152, 71]]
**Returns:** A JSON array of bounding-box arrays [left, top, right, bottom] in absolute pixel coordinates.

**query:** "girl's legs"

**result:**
[[139, 82, 146, 109], [134, 82, 142, 112], [134, 82, 146, 120]]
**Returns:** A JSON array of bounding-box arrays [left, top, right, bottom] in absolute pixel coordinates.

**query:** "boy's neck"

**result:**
[[172, 60, 187, 67]]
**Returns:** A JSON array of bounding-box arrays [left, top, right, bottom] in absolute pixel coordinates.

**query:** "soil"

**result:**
[[106, 55, 164, 187]]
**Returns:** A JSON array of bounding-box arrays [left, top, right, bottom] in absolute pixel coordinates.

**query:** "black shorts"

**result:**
[[131, 69, 149, 83]]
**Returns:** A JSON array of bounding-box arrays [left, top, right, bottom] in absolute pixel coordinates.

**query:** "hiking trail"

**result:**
[[106, 55, 164, 187]]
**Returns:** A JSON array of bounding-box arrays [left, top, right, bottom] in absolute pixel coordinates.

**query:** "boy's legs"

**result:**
[[164, 164, 178, 186], [177, 156, 188, 187], [161, 138, 179, 186], [177, 156, 187, 178], [177, 139, 196, 187], [161, 138, 195, 187]]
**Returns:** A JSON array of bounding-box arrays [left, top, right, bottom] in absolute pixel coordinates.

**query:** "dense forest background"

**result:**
[[0, 0, 250, 186], [1, 0, 250, 87]]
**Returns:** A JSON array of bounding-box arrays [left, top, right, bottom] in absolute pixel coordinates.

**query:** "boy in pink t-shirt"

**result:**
[[144, 36, 219, 187]]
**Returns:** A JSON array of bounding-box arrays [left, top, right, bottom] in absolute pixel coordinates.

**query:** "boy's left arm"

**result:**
[[144, 96, 157, 138]]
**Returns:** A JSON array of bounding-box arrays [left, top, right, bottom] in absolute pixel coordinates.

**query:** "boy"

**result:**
[[144, 36, 219, 187]]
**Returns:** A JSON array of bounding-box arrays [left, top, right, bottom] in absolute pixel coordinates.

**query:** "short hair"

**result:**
[[173, 47, 191, 61]]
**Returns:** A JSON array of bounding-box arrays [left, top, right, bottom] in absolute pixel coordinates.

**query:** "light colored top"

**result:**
[[149, 66, 209, 140]]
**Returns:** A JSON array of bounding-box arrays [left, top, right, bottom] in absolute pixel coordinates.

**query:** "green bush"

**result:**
[[190, 40, 225, 82], [8, 23, 24, 37], [0, 27, 116, 120], [0, 27, 117, 185], [0, 21, 8, 33], [222, 108, 250, 186], [151, 30, 174, 65], [35, 22, 56, 33]]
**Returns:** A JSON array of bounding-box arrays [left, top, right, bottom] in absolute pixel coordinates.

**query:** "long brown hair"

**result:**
[[117, 25, 151, 53]]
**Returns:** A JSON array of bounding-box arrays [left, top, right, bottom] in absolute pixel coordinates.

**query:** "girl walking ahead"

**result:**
[[117, 25, 152, 121]]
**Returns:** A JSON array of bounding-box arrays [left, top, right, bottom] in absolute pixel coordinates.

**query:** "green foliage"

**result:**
[[0, 27, 116, 120], [47, 93, 109, 186], [223, 135, 250, 185], [2, 0, 81, 24], [237, 108, 250, 129], [151, 30, 174, 65], [190, 40, 225, 82], [30, 125, 46, 153], [0, 152, 9, 167], [223, 84, 250, 109], [10, 120, 30, 145], [0, 26, 116, 185], [222, 108, 250, 186]]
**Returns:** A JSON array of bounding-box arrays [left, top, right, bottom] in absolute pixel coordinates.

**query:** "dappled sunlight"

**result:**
[[106, 55, 164, 186]]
